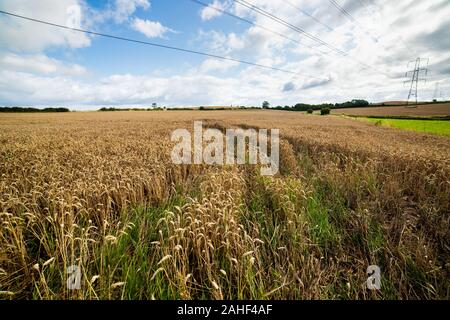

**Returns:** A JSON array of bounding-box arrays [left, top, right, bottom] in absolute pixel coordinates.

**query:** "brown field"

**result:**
[[372, 101, 425, 106], [331, 102, 450, 117], [0, 110, 449, 300]]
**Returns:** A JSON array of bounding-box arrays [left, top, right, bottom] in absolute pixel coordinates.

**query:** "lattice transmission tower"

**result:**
[[404, 58, 429, 107]]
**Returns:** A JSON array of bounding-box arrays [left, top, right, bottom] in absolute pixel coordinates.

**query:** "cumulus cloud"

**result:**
[[200, 0, 227, 21], [196, 30, 250, 56], [0, 70, 236, 107], [282, 82, 295, 92], [1, 0, 450, 107], [300, 78, 332, 90], [0, 0, 90, 51], [413, 19, 450, 53], [0, 53, 87, 76], [111, 0, 150, 23], [199, 58, 239, 73], [131, 18, 175, 38]]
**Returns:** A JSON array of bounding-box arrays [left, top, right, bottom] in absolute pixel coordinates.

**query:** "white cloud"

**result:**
[[0, 53, 87, 76], [1, 0, 450, 107], [86, 0, 151, 27], [196, 30, 248, 55], [131, 18, 175, 38], [200, 0, 226, 21], [199, 58, 239, 73], [194, 0, 450, 103], [111, 0, 150, 23], [0, 58, 427, 108], [0, 0, 90, 51]]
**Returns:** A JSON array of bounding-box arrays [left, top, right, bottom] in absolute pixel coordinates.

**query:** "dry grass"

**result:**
[[0, 110, 449, 299]]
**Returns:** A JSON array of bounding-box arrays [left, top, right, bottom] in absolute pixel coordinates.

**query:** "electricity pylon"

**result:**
[[404, 58, 428, 107]]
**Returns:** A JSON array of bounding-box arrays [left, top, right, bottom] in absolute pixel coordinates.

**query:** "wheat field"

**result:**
[[0, 110, 449, 300]]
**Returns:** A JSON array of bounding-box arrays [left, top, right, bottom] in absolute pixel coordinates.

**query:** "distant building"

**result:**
[[152, 103, 157, 109]]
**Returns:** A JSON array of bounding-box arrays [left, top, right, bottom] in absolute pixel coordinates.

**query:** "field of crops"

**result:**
[[1, 110, 449, 300], [331, 102, 450, 117]]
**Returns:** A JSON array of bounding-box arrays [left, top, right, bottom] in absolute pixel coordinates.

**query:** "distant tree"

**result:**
[[42, 107, 69, 112], [262, 101, 270, 109], [152, 103, 157, 108], [334, 99, 369, 109], [294, 103, 307, 111], [320, 107, 331, 115], [307, 109, 313, 114]]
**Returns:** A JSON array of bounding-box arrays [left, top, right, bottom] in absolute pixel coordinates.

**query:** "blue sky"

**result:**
[[0, 0, 449, 109], [43, 1, 244, 77]]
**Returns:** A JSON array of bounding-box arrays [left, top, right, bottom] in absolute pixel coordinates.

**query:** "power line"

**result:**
[[231, 0, 391, 77], [0, 9, 327, 80], [233, 0, 347, 55], [190, 0, 359, 95], [189, 0, 330, 55], [191, 0, 390, 79], [328, 0, 358, 23], [328, 0, 415, 55], [280, 0, 334, 32], [328, 0, 379, 42]]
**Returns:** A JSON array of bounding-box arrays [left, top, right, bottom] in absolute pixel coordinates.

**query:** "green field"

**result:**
[[365, 118, 450, 137]]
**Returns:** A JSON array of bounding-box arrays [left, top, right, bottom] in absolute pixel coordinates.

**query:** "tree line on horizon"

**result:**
[[0, 100, 370, 113], [0, 107, 70, 113], [267, 99, 370, 111]]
